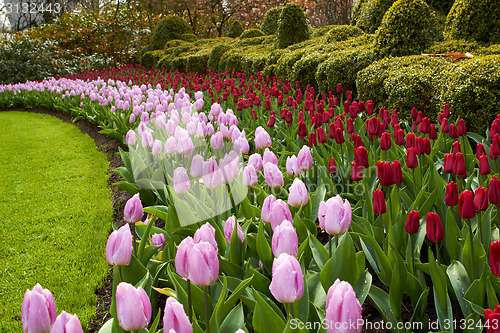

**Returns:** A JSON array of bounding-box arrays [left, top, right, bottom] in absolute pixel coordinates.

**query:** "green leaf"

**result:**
[[308, 233, 329, 269], [220, 303, 245, 333], [353, 270, 372, 305], [428, 250, 447, 313], [355, 233, 392, 286], [251, 288, 286, 333], [446, 261, 472, 318], [219, 275, 253, 323], [389, 249, 407, 321], [148, 310, 161, 333], [433, 288, 454, 333], [257, 221, 273, 275], [320, 233, 359, 291], [310, 184, 326, 223], [445, 207, 461, 261], [367, 285, 399, 331]]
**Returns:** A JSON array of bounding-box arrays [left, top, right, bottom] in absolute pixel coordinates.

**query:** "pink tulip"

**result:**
[[187, 241, 219, 286], [177, 135, 194, 157], [163, 297, 193, 333], [194, 223, 218, 251], [297, 145, 313, 171], [116, 282, 151, 330], [152, 233, 166, 251], [124, 193, 143, 222], [202, 158, 223, 189], [269, 253, 304, 303], [270, 199, 293, 231], [175, 237, 195, 279], [125, 130, 136, 145], [261, 195, 277, 224], [164, 137, 177, 154], [255, 126, 272, 150], [173, 167, 191, 194], [263, 148, 278, 166], [220, 152, 240, 184], [234, 136, 249, 154], [49, 312, 83, 333], [264, 162, 284, 188], [106, 224, 133, 266], [243, 164, 258, 187], [288, 178, 308, 208], [210, 132, 224, 150], [22, 284, 57, 333], [190, 154, 204, 178], [325, 279, 363, 333], [248, 153, 263, 172], [286, 155, 301, 177], [152, 139, 163, 155], [224, 216, 245, 243], [141, 130, 154, 148], [318, 195, 352, 235], [272, 220, 298, 257]]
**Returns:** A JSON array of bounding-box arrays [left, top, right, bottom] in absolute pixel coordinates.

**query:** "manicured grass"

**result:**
[[0, 112, 113, 332]]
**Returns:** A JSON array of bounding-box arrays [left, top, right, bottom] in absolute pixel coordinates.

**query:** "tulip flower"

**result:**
[[263, 148, 278, 166], [22, 284, 57, 333], [308, 132, 317, 147], [426, 212, 444, 243], [351, 161, 363, 181], [50, 312, 83, 333], [458, 119, 467, 136], [202, 158, 223, 189], [424, 138, 431, 155], [351, 134, 364, 148], [243, 164, 258, 187], [395, 129, 405, 145], [405, 211, 420, 234], [476, 143, 486, 159], [334, 127, 345, 144], [288, 178, 309, 208], [286, 155, 301, 177], [485, 305, 500, 333], [152, 233, 166, 251], [441, 117, 449, 133], [164, 137, 177, 154], [255, 126, 272, 150], [116, 282, 151, 330], [354, 147, 369, 169], [187, 241, 219, 286], [194, 223, 218, 251], [406, 133, 415, 149], [190, 154, 204, 179], [270, 199, 293, 231], [480, 155, 492, 175], [325, 279, 363, 333], [459, 190, 476, 219], [175, 237, 195, 279], [124, 193, 143, 223], [453, 152, 466, 178], [474, 187, 488, 211], [272, 220, 299, 257], [125, 130, 136, 145], [490, 241, 500, 277], [267, 113, 276, 127], [269, 253, 304, 303], [443, 153, 455, 173], [490, 176, 500, 205], [173, 167, 191, 194], [297, 120, 307, 138], [297, 146, 313, 171], [210, 132, 224, 150], [406, 147, 418, 169], [264, 162, 284, 188], [318, 195, 352, 235], [329, 158, 337, 175], [452, 141, 461, 155], [373, 189, 386, 215], [106, 224, 133, 266], [248, 153, 263, 172], [377, 161, 394, 187], [163, 297, 193, 333], [449, 124, 459, 139], [261, 195, 277, 224], [429, 124, 438, 140], [392, 160, 403, 185], [224, 216, 244, 243], [445, 182, 458, 207], [380, 132, 391, 150], [415, 136, 425, 155]]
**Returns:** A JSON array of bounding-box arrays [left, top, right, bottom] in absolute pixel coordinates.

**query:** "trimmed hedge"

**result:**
[[261, 7, 283, 35], [240, 29, 265, 39], [351, 0, 368, 26], [355, 0, 396, 33], [276, 3, 310, 49], [425, 39, 480, 54], [227, 20, 244, 38], [179, 34, 198, 42], [374, 0, 442, 57], [426, 0, 454, 15], [445, 0, 500, 44], [140, 50, 164, 68], [150, 16, 193, 51], [326, 25, 364, 42], [311, 25, 335, 38], [208, 44, 233, 70]]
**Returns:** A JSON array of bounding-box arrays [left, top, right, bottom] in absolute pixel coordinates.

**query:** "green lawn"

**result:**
[[0, 112, 113, 332]]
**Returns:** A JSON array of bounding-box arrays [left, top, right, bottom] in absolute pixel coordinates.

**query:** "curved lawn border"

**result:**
[[0, 110, 127, 332]]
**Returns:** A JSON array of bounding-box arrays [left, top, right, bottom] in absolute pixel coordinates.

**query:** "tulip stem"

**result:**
[[478, 211, 483, 246], [131, 222, 138, 256], [289, 303, 295, 319], [187, 279, 193, 320], [118, 266, 123, 283], [335, 235, 339, 249], [226, 183, 238, 217], [412, 168, 416, 196], [409, 234, 415, 275], [467, 218, 475, 275], [328, 234, 332, 257], [213, 189, 218, 227], [204, 286, 210, 333]]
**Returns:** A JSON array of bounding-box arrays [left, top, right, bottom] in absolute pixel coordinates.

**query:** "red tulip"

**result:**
[[415, 137, 425, 155], [406, 133, 415, 149], [380, 132, 391, 150], [377, 161, 394, 186], [346, 118, 354, 133], [429, 124, 437, 140], [351, 161, 363, 181], [449, 124, 459, 139], [351, 134, 364, 148], [443, 104, 451, 117], [329, 158, 337, 175], [337, 83, 342, 94], [367, 100, 374, 115], [476, 143, 486, 159], [355, 147, 369, 169], [267, 114, 276, 127], [443, 153, 455, 173], [298, 120, 307, 138], [480, 155, 491, 175], [366, 117, 380, 136], [459, 190, 476, 219], [426, 212, 444, 243], [489, 176, 500, 205], [424, 138, 431, 155], [441, 118, 449, 133], [317, 127, 327, 144], [329, 123, 336, 139], [489, 241, 500, 277], [373, 189, 386, 215], [453, 152, 467, 178], [416, 111, 423, 124], [286, 110, 293, 126], [405, 210, 420, 234], [309, 132, 317, 147], [395, 129, 405, 146], [490, 134, 500, 160], [445, 182, 458, 207], [474, 187, 488, 211], [452, 141, 461, 155], [392, 160, 403, 185], [458, 119, 466, 136], [411, 107, 417, 119], [419, 117, 430, 133], [406, 147, 418, 169], [334, 128, 345, 144]]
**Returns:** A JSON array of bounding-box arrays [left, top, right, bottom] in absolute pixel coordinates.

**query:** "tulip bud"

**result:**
[[116, 282, 151, 330], [452, 141, 461, 155], [329, 158, 337, 175], [187, 241, 219, 286], [124, 193, 143, 223], [346, 118, 354, 134], [308, 132, 317, 147], [264, 162, 284, 188], [152, 233, 166, 251], [190, 154, 204, 179], [373, 189, 386, 215], [458, 119, 466, 136], [334, 127, 345, 144], [22, 284, 57, 333], [441, 117, 449, 133], [405, 211, 420, 234], [453, 152, 467, 178], [490, 176, 500, 205], [175, 237, 195, 279], [317, 127, 327, 144], [351, 161, 363, 181], [476, 143, 486, 159], [474, 187, 489, 211], [325, 279, 363, 333], [272, 220, 298, 257], [243, 164, 258, 187], [270, 199, 293, 231], [50, 311, 83, 333], [395, 129, 405, 145], [194, 223, 218, 251], [415, 136, 425, 155], [126, 130, 136, 145], [459, 190, 476, 219], [286, 155, 301, 177], [263, 148, 278, 166], [426, 212, 444, 243], [449, 124, 459, 139], [405, 133, 415, 149], [429, 124, 438, 140], [406, 147, 418, 169], [202, 158, 223, 189], [354, 147, 369, 169], [489, 241, 500, 277], [288, 178, 309, 208], [255, 126, 272, 150], [269, 253, 304, 303], [248, 153, 263, 172], [261, 195, 277, 224], [106, 224, 133, 266], [297, 146, 313, 171], [445, 182, 458, 207], [224, 216, 244, 243], [443, 153, 455, 173], [163, 297, 193, 333], [392, 160, 403, 185], [478, 155, 491, 175], [210, 132, 224, 150], [443, 104, 451, 117], [297, 120, 307, 138], [173, 167, 191, 194], [318, 195, 352, 235], [377, 161, 394, 187]]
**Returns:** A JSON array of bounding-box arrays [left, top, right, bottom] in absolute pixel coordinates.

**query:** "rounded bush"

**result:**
[[276, 3, 311, 49], [355, 0, 396, 33], [374, 0, 442, 57], [351, 0, 368, 26], [326, 25, 364, 42], [311, 25, 335, 38], [149, 16, 193, 51], [425, 39, 480, 55], [208, 44, 232, 70], [426, 0, 454, 15], [240, 29, 265, 39], [445, 0, 500, 44], [227, 20, 244, 38], [261, 7, 283, 35], [140, 50, 164, 68], [179, 34, 198, 42]]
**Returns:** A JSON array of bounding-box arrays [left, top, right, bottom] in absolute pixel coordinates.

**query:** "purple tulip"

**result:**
[[194, 222, 218, 251], [269, 253, 304, 303], [288, 178, 308, 208], [255, 126, 272, 150], [187, 241, 219, 286], [297, 145, 313, 171], [163, 297, 193, 333], [173, 167, 191, 194], [318, 195, 352, 235], [116, 282, 151, 330], [263, 148, 278, 166], [261, 195, 277, 224], [243, 164, 258, 187], [325, 279, 363, 333], [125, 130, 136, 145], [264, 162, 284, 188], [124, 193, 143, 223], [224, 216, 245, 243], [248, 153, 263, 172], [152, 233, 166, 251], [272, 220, 298, 257], [190, 154, 204, 178], [175, 237, 195, 279], [269, 199, 293, 231], [22, 284, 57, 333], [49, 311, 83, 333], [210, 132, 224, 150], [202, 158, 223, 189], [105, 224, 133, 266], [286, 155, 301, 177]]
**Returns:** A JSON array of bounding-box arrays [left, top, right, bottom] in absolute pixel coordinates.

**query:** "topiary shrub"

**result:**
[[355, 0, 396, 33], [426, 0, 454, 15], [326, 25, 364, 42], [227, 20, 244, 38], [445, 0, 500, 44], [208, 44, 233, 70], [261, 7, 283, 35], [266, 49, 285, 67], [374, 0, 442, 57], [179, 34, 198, 42], [276, 3, 311, 49], [438, 55, 500, 135], [149, 16, 193, 50], [291, 51, 330, 90], [425, 39, 480, 54], [311, 25, 335, 38], [351, 0, 369, 26], [140, 50, 164, 68], [139, 44, 155, 57], [240, 29, 265, 39]]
